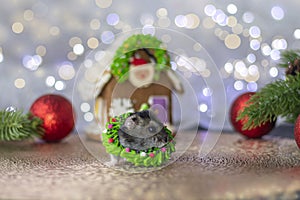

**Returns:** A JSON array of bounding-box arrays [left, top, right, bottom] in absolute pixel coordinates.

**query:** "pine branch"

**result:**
[[237, 74, 300, 130], [0, 110, 44, 141], [279, 49, 300, 68]]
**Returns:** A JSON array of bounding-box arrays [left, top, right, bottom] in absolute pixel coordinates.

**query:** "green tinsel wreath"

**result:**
[[102, 113, 176, 167], [110, 34, 171, 82]]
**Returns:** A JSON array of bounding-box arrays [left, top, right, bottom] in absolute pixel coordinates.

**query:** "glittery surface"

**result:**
[[295, 116, 300, 148], [0, 131, 300, 199]]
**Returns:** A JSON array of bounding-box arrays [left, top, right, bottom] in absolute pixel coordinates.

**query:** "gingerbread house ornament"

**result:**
[[94, 34, 183, 133]]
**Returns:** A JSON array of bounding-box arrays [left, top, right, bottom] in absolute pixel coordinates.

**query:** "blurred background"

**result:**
[[0, 0, 299, 131]]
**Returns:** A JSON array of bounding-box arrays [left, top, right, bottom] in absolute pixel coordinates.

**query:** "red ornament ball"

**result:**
[[108, 138, 114, 143], [230, 92, 276, 138], [30, 94, 75, 142], [294, 115, 300, 149]]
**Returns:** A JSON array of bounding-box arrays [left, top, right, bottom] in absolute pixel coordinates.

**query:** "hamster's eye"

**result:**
[[131, 117, 137, 122], [125, 120, 134, 128], [148, 126, 156, 133]]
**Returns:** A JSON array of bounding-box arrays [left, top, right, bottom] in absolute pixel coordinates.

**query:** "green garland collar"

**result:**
[[102, 113, 175, 167]]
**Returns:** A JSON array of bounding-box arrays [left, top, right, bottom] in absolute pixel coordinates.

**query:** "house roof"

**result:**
[[95, 69, 183, 98], [95, 35, 183, 97]]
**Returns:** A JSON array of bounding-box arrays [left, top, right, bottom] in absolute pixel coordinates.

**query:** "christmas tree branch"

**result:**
[[278, 50, 300, 68], [237, 74, 300, 130], [0, 110, 44, 141]]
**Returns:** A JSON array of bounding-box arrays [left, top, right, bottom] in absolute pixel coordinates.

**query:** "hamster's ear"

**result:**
[[136, 110, 150, 119], [148, 110, 163, 126]]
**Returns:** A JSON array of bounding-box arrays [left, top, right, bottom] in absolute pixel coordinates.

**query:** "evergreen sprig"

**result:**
[[0, 110, 44, 141], [237, 74, 300, 130], [278, 50, 300, 68]]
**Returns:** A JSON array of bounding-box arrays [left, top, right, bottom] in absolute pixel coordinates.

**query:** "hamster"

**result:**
[[118, 110, 169, 151]]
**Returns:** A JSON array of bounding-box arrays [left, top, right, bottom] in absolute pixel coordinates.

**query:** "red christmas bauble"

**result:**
[[230, 92, 276, 138], [30, 94, 75, 142], [294, 115, 300, 149]]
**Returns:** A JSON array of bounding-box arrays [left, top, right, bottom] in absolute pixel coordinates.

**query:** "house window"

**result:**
[[109, 98, 134, 117]]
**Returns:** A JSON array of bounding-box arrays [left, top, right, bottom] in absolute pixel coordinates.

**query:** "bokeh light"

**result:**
[[12, 22, 24, 34], [271, 6, 284, 20], [84, 112, 94, 122], [272, 38, 287, 50], [22, 55, 42, 70], [204, 4, 216, 16], [140, 14, 154, 25], [49, 26, 60, 36], [106, 13, 119, 26], [202, 87, 213, 97], [69, 37, 82, 47], [227, 4, 237, 14], [198, 103, 208, 112], [36, 45, 47, 56], [14, 78, 26, 89], [101, 31, 114, 44], [87, 37, 99, 49], [0, 52, 3, 63], [232, 24, 243, 34], [54, 80, 65, 91], [80, 102, 91, 112], [269, 66, 279, 77], [73, 44, 85, 55], [185, 13, 200, 29], [227, 16, 237, 27], [0, 1, 298, 134], [247, 53, 256, 63], [142, 25, 155, 35], [224, 62, 234, 73], [90, 19, 101, 30], [249, 26, 261, 38], [250, 39, 261, 51], [242, 12, 254, 23], [270, 49, 281, 60], [294, 29, 300, 39], [247, 82, 257, 92], [95, 0, 112, 8], [261, 43, 272, 56], [58, 62, 75, 80], [234, 80, 244, 90], [224, 34, 241, 49], [175, 15, 187, 28], [156, 8, 168, 17], [24, 9, 34, 21], [45, 76, 56, 87]]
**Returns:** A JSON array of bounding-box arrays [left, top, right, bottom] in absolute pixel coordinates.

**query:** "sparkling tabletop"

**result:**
[[1, 128, 300, 199]]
